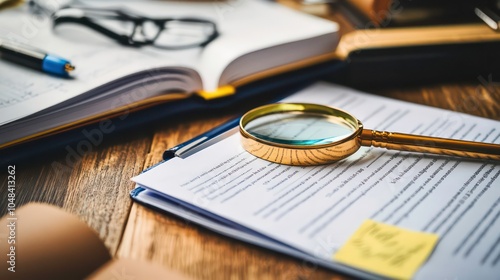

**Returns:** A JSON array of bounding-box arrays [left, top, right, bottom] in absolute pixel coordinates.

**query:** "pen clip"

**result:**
[[475, 6, 500, 31]]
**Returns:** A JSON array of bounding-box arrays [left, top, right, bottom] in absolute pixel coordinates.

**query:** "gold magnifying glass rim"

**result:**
[[239, 103, 364, 165]]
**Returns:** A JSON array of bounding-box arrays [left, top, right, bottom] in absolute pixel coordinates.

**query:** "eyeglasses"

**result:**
[[29, 1, 219, 50]]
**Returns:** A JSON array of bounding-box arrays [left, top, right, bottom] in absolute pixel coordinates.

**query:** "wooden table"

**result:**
[[1, 3, 499, 280]]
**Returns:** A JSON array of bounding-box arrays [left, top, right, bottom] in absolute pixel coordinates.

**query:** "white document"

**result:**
[[132, 82, 500, 279]]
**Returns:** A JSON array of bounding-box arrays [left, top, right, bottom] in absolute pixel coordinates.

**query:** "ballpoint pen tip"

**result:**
[[65, 63, 75, 72]]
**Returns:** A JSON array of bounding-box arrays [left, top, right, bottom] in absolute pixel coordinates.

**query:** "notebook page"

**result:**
[[133, 82, 500, 279], [0, 5, 184, 126], [196, 0, 338, 90]]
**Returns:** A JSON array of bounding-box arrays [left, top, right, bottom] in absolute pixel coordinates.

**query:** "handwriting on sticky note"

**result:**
[[333, 220, 439, 279]]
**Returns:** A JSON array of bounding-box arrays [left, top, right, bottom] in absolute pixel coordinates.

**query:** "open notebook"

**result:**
[[0, 0, 338, 149]]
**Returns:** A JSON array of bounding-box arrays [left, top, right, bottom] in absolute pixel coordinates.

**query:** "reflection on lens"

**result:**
[[142, 21, 161, 40], [155, 20, 215, 47], [244, 112, 356, 146]]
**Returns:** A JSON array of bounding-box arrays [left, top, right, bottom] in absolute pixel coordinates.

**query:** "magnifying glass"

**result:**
[[239, 103, 500, 166]]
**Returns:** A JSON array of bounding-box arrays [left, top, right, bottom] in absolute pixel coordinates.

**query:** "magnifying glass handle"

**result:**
[[360, 129, 500, 160]]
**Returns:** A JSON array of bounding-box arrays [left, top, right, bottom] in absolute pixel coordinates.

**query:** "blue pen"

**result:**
[[163, 117, 241, 160], [0, 40, 75, 76]]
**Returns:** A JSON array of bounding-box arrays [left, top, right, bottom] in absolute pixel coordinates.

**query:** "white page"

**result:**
[[196, 0, 338, 90], [0, 5, 180, 126], [0, 0, 337, 125], [85, 0, 338, 90], [133, 82, 500, 279]]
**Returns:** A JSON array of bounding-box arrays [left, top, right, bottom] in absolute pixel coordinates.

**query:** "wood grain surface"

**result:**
[[1, 2, 499, 279]]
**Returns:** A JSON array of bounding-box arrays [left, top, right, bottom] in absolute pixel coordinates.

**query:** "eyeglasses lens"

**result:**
[[153, 20, 215, 48]]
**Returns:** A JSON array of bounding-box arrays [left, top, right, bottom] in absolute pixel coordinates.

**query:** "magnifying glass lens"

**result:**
[[240, 103, 364, 165], [244, 112, 357, 146]]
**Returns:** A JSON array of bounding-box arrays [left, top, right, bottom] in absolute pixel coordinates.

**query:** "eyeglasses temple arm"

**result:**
[[53, 16, 136, 46]]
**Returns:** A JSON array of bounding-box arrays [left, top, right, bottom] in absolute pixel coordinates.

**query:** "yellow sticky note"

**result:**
[[333, 220, 439, 279]]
